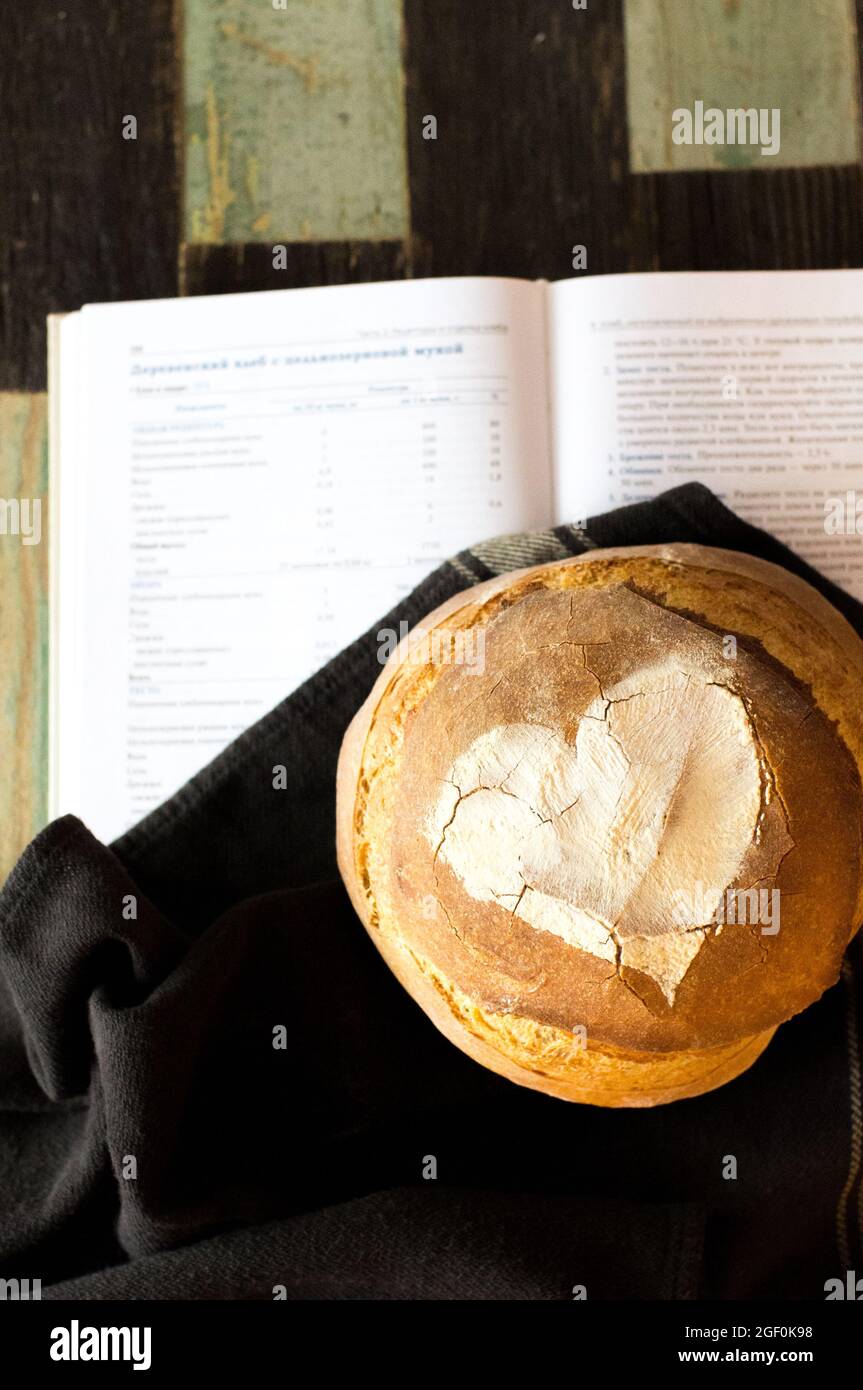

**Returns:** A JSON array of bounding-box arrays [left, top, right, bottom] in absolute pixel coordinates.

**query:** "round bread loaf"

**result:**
[[336, 544, 863, 1106]]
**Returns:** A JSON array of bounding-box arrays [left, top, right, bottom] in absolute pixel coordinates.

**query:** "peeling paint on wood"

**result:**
[[189, 83, 237, 244], [219, 19, 320, 92], [624, 0, 861, 173], [184, 0, 409, 244], [0, 394, 49, 881]]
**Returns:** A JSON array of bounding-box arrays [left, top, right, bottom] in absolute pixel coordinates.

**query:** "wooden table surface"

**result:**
[[2, 0, 862, 878]]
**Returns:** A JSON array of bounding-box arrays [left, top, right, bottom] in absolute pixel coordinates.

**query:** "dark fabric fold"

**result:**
[[41, 1190, 705, 1301], [0, 483, 860, 1299]]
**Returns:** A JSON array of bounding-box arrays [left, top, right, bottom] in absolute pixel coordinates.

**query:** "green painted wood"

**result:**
[[184, 0, 409, 244], [624, 0, 861, 172], [0, 394, 49, 881]]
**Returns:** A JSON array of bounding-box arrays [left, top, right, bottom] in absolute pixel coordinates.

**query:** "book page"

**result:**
[[49, 313, 85, 833], [56, 277, 550, 842], [549, 271, 863, 598]]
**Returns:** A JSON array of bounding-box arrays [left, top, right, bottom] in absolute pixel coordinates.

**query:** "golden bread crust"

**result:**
[[337, 545, 863, 1105]]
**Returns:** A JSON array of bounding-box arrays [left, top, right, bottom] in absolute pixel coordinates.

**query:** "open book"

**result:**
[[50, 271, 863, 843]]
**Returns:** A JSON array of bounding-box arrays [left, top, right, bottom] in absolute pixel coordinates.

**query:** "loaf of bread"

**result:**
[[336, 545, 863, 1106]]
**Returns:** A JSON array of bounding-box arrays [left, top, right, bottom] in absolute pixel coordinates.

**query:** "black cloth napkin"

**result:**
[[1, 483, 861, 1300]]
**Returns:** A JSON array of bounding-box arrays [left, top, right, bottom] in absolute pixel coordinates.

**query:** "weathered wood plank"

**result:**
[[183, 0, 408, 244], [403, 0, 863, 276], [0, 0, 180, 391], [181, 239, 407, 297], [0, 394, 49, 880], [624, 0, 861, 173], [403, 0, 634, 281]]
